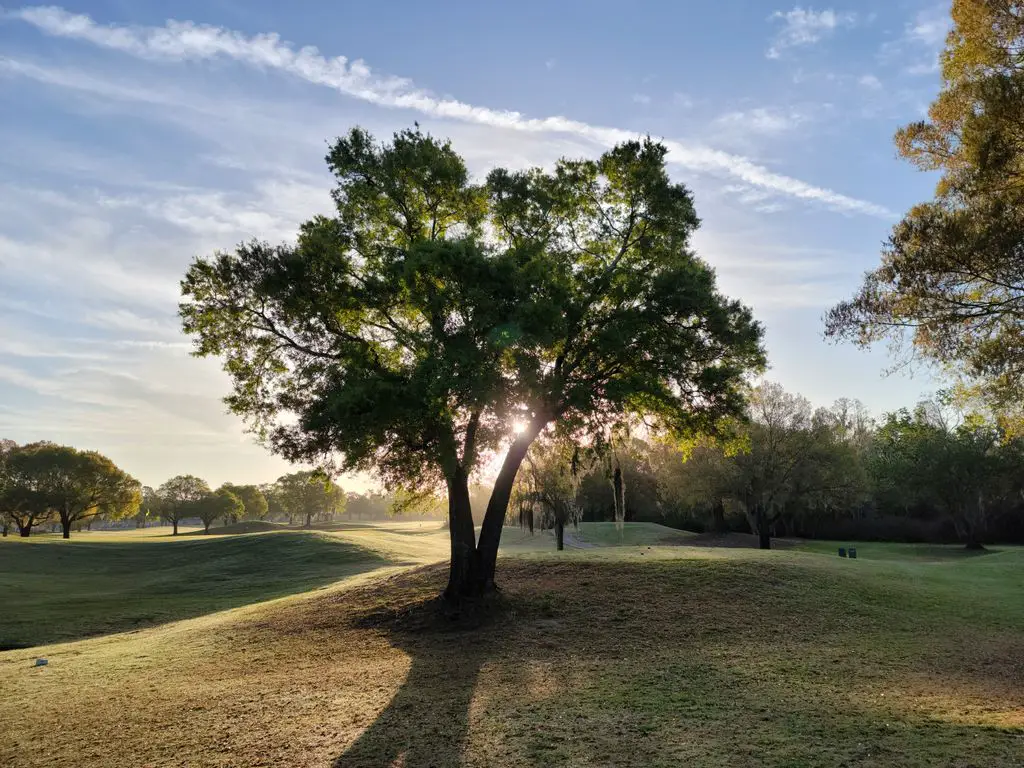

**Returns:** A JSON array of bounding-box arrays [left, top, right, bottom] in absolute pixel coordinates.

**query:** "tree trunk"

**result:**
[[555, 519, 565, 551], [204, 521, 210, 533], [444, 464, 479, 601], [1, 523, 8, 537], [61, 517, 72, 539], [305, 513, 312, 528], [477, 420, 547, 591], [711, 500, 727, 534], [756, 505, 770, 550], [19, 524, 30, 538], [172, 520, 179, 536]]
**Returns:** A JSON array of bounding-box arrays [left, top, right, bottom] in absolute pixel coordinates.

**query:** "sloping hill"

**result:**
[[1, 546, 1021, 767], [0, 532, 387, 648]]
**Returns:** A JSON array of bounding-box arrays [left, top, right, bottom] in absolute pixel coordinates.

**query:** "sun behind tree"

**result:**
[[181, 126, 765, 599]]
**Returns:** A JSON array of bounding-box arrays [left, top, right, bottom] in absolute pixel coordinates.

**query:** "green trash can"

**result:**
[[849, 547, 857, 559], [838, 547, 847, 558]]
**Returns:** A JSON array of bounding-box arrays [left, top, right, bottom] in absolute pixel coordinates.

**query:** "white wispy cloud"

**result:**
[[714, 107, 809, 136], [631, 93, 651, 105], [906, 4, 951, 46], [767, 7, 857, 59], [858, 74, 882, 89], [4, 6, 891, 217]]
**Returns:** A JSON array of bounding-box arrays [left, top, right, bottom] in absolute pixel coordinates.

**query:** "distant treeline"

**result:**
[[533, 384, 1024, 548]]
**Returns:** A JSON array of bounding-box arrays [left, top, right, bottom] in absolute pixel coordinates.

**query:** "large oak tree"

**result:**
[[3, 443, 140, 539], [157, 475, 211, 536], [181, 127, 765, 598], [827, 0, 1024, 408]]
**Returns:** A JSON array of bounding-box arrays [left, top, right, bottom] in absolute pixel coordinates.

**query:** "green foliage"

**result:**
[[220, 483, 268, 521], [192, 487, 245, 533], [871, 401, 1009, 547], [657, 384, 874, 545], [275, 471, 345, 527], [180, 125, 765, 591], [157, 475, 211, 533], [1, 443, 140, 539], [512, 438, 584, 544], [827, 0, 1024, 407]]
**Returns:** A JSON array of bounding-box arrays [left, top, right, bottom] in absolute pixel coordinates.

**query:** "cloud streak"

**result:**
[[767, 7, 857, 58], [5, 5, 892, 217]]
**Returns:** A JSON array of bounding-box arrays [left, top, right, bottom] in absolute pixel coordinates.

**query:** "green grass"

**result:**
[[793, 538, 1012, 561], [0, 531, 386, 648], [1, 525, 1022, 767]]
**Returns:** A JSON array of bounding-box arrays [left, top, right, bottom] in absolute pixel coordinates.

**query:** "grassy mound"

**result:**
[[0, 531, 386, 648], [1, 545, 1020, 767], [194, 520, 291, 535]]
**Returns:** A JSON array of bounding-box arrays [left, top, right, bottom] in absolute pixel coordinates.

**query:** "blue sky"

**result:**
[[0, 1, 952, 489]]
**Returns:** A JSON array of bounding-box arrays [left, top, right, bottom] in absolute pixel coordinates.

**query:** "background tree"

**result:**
[[871, 402, 1004, 549], [157, 475, 211, 535], [827, 0, 1024, 408], [345, 492, 391, 521], [276, 471, 345, 528], [2, 442, 56, 537], [512, 438, 585, 550], [0, 439, 17, 537], [135, 486, 162, 528], [195, 487, 244, 533], [261, 482, 286, 523], [181, 126, 765, 598], [222, 484, 268, 521], [9, 444, 140, 539]]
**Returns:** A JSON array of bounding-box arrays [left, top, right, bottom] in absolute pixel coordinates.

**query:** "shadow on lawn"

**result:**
[[333, 642, 488, 767], [333, 597, 503, 768], [330, 561, 1024, 768]]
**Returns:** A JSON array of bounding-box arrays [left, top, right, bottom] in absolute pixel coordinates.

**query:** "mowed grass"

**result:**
[[1, 525, 1022, 768], [0, 530, 389, 648]]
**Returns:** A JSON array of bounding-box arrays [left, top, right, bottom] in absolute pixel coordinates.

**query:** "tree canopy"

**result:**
[[222, 483, 269, 521], [827, 0, 1024, 408], [275, 471, 345, 527], [181, 126, 765, 597], [0, 443, 140, 539], [157, 475, 211, 535], [195, 487, 244, 533]]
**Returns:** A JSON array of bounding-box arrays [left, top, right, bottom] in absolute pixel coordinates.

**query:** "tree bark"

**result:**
[[172, 520, 179, 536], [305, 513, 312, 528], [61, 517, 72, 539], [756, 505, 771, 550], [204, 521, 211, 533], [476, 420, 547, 591], [444, 464, 479, 600], [19, 524, 30, 538], [711, 500, 727, 534], [555, 519, 565, 551]]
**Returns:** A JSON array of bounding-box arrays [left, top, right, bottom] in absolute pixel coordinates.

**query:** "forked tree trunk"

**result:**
[[19, 524, 31, 538], [555, 519, 565, 551], [444, 464, 479, 600], [476, 420, 547, 592]]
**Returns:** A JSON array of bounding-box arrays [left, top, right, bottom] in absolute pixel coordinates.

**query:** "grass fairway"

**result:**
[[0, 530, 389, 648], [1, 527, 1022, 767]]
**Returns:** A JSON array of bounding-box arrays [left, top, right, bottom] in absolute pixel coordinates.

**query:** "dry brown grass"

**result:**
[[1, 550, 1022, 767]]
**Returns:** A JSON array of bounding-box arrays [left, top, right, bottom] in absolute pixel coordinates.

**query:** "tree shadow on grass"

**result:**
[[333, 595, 509, 768]]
